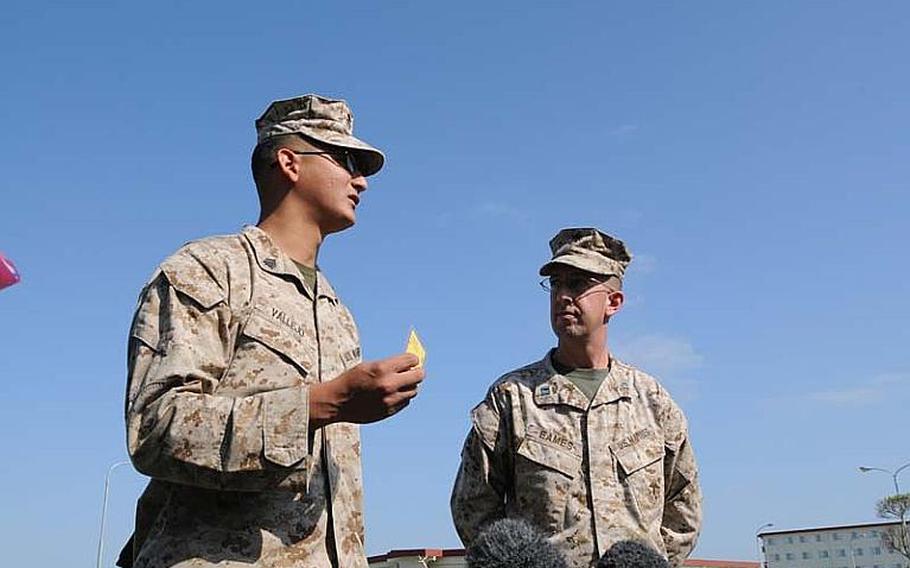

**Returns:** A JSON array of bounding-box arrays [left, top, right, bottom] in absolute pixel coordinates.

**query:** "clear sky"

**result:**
[[2, 2, 909, 566]]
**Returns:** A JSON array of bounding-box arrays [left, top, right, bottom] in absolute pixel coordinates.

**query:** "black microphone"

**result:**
[[465, 518, 568, 568], [596, 540, 670, 568]]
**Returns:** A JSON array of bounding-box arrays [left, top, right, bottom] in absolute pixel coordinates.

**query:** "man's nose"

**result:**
[[553, 289, 575, 304]]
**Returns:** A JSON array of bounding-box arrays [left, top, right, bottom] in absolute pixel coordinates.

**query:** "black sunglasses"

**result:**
[[273, 150, 360, 175]]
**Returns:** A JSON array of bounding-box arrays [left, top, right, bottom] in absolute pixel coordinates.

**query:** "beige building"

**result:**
[[759, 522, 907, 568], [368, 549, 759, 568], [368, 549, 464, 568]]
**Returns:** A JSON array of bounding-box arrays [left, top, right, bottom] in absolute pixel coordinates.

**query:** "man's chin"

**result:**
[[324, 216, 356, 235], [554, 323, 586, 338]]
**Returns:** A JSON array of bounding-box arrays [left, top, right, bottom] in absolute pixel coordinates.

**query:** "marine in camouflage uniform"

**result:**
[[119, 95, 424, 568], [451, 228, 702, 568]]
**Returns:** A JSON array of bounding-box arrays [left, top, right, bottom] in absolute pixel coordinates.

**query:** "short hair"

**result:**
[[250, 134, 311, 189]]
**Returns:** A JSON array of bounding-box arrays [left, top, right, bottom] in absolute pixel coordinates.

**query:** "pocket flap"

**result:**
[[242, 309, 313, 374], [160, 258, 225, 310], [261, 387, 309, 468], [517, 437, 581, 479], [610, 430, 664, 476]]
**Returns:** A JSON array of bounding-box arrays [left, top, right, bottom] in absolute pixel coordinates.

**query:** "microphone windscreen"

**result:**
[[466, 518, 568, 568], [596, 540, 670, 568]]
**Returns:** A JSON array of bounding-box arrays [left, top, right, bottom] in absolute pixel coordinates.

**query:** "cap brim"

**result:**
[[539, 258, 614, 277], [301, 130, 385, 177]]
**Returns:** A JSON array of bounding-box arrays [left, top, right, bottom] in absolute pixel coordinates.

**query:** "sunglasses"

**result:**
[[274, 150, 360, 175]]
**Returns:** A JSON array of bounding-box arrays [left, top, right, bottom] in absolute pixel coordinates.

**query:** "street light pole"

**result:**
[[96, 460, 131, 568], [859, 463, 910, 496], [859, 461, 910, 568], [756, 522, 774, 568]]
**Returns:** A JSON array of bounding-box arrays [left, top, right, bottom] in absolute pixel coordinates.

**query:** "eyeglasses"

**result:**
[[274, 150, 360, 175], [539, 275, 609, 297], [293, 150, 360, 175]]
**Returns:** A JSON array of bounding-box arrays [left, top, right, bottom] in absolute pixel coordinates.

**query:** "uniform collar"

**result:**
[[242, 225, 338, 302], [589, 357, 633, 408], [533, 351, 591, 411], [533, 349, 632, 410]]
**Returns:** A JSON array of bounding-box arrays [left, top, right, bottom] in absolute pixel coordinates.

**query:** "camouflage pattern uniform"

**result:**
[[124, 227, 366, 568], [121, 94, 385, 568], [451, 228, 702, 568]]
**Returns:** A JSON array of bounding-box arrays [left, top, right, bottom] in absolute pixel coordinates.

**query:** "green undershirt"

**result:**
[[292, 261, 317, 295], [551, 352, 610, 401]]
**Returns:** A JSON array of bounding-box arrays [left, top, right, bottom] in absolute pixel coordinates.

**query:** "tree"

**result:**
[[877, 493, 910, 567]]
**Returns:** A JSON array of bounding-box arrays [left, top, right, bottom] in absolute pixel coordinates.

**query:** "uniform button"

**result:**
[[264, 258, 277, 268]]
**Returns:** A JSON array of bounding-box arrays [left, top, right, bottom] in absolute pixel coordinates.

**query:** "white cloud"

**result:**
[[614, 209, 644, 228], [627, 253, 657, 275], [614, 334, 703, 401], [809, 387, 885, 405], [607, 124, 639, 136], [618, 334, 703, 374], [473, 201, 531, 223], [807, 373, 910, 407]]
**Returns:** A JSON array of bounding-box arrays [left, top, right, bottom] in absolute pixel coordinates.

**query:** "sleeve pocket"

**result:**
[[261, 387, 309, 468], [470, 402, 501, 452], [160, 257, 225, 310]]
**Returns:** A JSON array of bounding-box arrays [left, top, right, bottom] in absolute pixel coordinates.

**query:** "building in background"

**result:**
[[687, 561, 760, 568], [759, 522, 906, 568], [368, 549, 759, 568]]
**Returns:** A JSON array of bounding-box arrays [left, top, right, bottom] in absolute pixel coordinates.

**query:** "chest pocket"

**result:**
[[610, 429, 665, 522], [217, 308, 315, 395], [517, 437, 581, 479], [319, 299, 361, 376], [513, 436, 581, 531]]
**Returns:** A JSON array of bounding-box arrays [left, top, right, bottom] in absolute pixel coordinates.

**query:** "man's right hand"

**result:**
[[309, 353, 425, 430]]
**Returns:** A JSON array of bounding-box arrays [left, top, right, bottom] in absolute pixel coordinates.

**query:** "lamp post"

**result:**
[[757, 522, 774, 568], [95, 460, 131, 568], [858, 462, 910, 496], [859, 461, 910, 568]]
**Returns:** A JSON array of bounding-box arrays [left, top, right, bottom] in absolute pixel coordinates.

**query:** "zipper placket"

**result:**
[[314, 290, 339, 567]]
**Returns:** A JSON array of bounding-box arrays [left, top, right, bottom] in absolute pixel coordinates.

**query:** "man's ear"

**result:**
[[604, 290, 624, 320], [274, 147, 301, 183]]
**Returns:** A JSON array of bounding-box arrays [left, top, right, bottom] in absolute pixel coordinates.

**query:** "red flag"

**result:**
[[0, 252, 21, 290]]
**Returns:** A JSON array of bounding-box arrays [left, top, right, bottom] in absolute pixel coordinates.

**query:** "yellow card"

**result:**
[[406, 329, 426, 368]]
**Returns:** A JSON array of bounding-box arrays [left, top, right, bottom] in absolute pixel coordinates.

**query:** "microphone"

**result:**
[[465, 518, 568, 568], [596, 540, 670, 568]]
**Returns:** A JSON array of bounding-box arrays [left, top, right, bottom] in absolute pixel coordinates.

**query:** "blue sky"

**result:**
[[1, 2, 909, 566]]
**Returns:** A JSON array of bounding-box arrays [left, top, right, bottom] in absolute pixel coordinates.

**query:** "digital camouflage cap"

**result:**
[[255, 94, 385, 176], [539, 227, 632, 279]]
